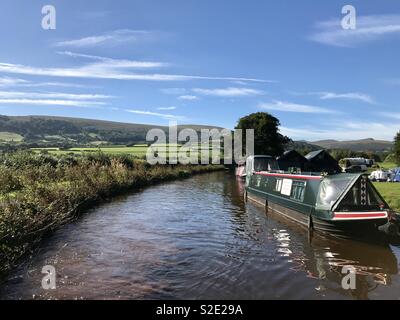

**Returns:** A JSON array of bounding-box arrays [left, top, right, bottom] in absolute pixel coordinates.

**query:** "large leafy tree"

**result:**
[[394, 131, 400, 165], [235, 112, 291, 157]]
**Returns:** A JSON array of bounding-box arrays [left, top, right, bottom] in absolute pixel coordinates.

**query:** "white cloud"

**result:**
[[291, 91, 375, 104], [281, 121, 399, 141], [318, 92, 374, 104], [0, 60, 270, 83], [54, 29, 155, 47], [0, 99, 104, 107], [0, 76, 96, 89], [0, 77, 28, 87], [157, 106, 176, 110], [259, 100, 338, 114], [22, 82, 97, 89], [0, 91, 112, 100], [58, 51, 167, 69], [0, 90, 111, 107], [178, 95, 198, 100], [192, 87, 264, 97], [124, 109, 185, 120], [310, 15, 400, 47]]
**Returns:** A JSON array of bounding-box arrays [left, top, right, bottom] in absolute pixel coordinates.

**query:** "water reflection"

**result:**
[[227, 176, 400, 299], [0, 172, 399, 300]]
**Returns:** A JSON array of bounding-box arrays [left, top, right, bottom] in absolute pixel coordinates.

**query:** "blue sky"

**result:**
[[1, 0, 400, 141]]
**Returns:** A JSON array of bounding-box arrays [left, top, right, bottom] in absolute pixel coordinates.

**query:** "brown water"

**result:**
[[1, 172, 400, 300]]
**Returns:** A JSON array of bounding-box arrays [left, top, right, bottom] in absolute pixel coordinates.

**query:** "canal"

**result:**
[[1, 171, 400, 300]]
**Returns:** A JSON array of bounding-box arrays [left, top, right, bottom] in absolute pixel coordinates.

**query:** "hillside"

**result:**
[[0, 115, 224, 146], [285, 140, 321, 153], [311, 138, 393, 152]]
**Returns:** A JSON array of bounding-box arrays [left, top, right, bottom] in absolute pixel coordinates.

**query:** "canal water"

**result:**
[[1, 171, 400, 300]]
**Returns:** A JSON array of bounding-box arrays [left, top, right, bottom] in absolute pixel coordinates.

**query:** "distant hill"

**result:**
[[311, 138, 393, 152], [0, 115, 225, 146], [286, 140, 321, 153], [0, 115, 394, 153]]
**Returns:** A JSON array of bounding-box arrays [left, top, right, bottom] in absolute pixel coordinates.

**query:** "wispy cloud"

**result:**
[[318, 92, 374, 104], [192, 87, 264, 97], [54, 29, 156, 47], [281, 121, 399, 141], [58, 51, 167, 68], [178, 95, 198, 100], [124, 109, 185, 120], [310, 14, 400, 47], [259, 100, 339, 114], [0, 59, 270, 83], [0, 76, 96, 89], [0, 90, 111, 107], [0, 77, 28, 87], [157, 106, 176, 110], [0, 91, 112, 100], [22, 82, 98, 89], [0, 99, 104, 107]]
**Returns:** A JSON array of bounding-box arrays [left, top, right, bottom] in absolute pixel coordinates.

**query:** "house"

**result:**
[[277, 150, 309, 172], [305, 150, 341, 174]]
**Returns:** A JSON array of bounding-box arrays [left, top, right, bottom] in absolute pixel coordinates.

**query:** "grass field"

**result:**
[[31, 144, 217, 158], [32, 145, 168, 156], [0, 132, 23, 142], [373, 182, 400, 212], [377, 161, 398, 170]]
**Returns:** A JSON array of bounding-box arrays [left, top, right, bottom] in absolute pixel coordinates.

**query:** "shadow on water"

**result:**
[[0, 172, 399, 300]]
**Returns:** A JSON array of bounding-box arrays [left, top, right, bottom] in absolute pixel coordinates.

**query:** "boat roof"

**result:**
[[304, 149, 325, 160], [247, 155, 275, 160], [277, 150, 308, 161]]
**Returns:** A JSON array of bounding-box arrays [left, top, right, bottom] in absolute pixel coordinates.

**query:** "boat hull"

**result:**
[[246, 191, 388, 240], [312, 216, 387, 240]]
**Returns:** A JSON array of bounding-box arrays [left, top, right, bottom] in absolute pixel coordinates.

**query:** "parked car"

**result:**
[[339, 158, 368, 173]]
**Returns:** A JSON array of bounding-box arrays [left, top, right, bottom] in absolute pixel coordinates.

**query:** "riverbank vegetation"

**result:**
[[0, 151, 224, 276]]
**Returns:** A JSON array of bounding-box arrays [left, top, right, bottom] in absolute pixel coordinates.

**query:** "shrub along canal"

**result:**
[[1, 171, 400, 299]]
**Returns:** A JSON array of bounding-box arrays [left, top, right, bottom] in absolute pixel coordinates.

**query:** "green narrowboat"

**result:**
[[244, 156, 397, 239]]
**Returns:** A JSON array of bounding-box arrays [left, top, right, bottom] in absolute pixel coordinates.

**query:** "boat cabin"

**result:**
[[245, 155, 280, 177]]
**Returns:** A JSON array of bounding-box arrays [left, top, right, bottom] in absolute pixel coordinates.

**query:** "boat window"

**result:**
[[254, 158, 279, 172], [317, 176, 353, 208], [291, 180, 306, 202], [275, 179, 283, 192], [254, 175, 262, 187]]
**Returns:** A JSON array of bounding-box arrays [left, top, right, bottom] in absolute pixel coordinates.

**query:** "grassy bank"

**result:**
[[0, 151, 224, 276], [373, 182, 400, 212]]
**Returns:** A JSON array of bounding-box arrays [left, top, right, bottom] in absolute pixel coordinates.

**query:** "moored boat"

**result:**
[[235, 155, 279, 179], [244, 156, 399, 241]]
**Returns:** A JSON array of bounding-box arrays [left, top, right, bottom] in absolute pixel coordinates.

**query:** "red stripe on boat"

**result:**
[[333, 211, 387, 220], [255, 172, 322, 181]]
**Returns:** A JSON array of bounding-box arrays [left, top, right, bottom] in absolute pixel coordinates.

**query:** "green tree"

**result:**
[[235, 112, 291, 157], [394, 131, 400, 165]]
